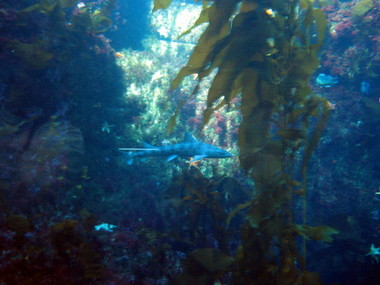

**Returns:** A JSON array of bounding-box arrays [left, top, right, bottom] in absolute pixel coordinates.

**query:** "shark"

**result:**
[[119, 132, 232, 165]]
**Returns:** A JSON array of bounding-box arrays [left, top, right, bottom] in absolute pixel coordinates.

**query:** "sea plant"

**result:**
[[155, 0, 339, 283], [18, 0, 117, 34]]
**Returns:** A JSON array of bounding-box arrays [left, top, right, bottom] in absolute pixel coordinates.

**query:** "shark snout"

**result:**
[[222, 150, 233, 157], [213, 148, 233, 158]]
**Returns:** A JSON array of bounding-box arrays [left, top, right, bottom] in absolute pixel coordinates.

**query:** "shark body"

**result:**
[[119, 132, 232, 165]]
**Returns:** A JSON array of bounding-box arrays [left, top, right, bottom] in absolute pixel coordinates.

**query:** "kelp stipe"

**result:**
[[155, 0, 339, 284]]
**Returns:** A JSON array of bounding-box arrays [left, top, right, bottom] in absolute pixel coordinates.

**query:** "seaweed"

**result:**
[[165, 167, 243, 253], [71, 0, 117, 33], [153, 0, 173, 12], [158, 0, 337, 283], [352, 0, 374, 18], [18, 0, 117, 34], [7, 40, 54, 70], [171, 248, 235, 285]]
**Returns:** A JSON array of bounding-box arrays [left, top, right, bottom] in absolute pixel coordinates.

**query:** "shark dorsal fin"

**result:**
[[184, 132, 198, 143], [143, 142, 157, 148]]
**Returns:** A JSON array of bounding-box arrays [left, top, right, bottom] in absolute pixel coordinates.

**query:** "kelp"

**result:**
[[7, 40, 54, 70], [19, 0, 82, 13], [73, 0, 117, 33], [153, 0, 173, 12], [157, 0, 336, 283], [10, 0, 117, 71], [171, 248, 235, 285], [170, 0, 237, 90], [165, 167, 248, 253], [293, 224, 340, 243], [19, 0, 117, 34], [352, 0, 374, 18], [166, 168, 249, 284]]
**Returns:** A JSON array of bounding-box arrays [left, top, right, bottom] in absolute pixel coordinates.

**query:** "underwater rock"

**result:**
[[19, 120, 84, 189]]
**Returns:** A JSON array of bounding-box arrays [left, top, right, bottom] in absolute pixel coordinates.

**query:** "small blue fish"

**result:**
[[316, 73, 338, 87], [360, 81, 370, 94], [94, 223, 117, 232], [119, 132, 232, 165]]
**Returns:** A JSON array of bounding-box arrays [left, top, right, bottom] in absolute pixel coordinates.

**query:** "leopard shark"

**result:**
[[119, 132, 232, 165]]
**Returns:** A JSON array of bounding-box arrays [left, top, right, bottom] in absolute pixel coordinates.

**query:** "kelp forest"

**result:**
[[1, 0, 379, 284]]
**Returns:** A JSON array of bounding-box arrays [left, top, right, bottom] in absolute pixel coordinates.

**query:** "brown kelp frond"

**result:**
[[171, 248, 235, 285], [158, 1, 336, 283], [293, 224, 340, 243], [153, 0, 173, 12], [7, 40, 54, 70]]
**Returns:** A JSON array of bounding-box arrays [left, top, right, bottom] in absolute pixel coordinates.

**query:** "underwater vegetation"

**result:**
[[0, 212, 107, 284], [0, 0, 127, 282], [0, 0, 126, 190], [157, 0, 341, 283], [321, 0, 379, 82]]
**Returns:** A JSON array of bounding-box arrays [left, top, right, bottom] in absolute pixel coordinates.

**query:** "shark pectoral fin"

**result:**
[[190, 155, 207, 162], [167, 155, 178, 162], [120, 150, 134, 165]]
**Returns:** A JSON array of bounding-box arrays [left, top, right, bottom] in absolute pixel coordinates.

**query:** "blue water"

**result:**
[[0, 0, 379, 284]]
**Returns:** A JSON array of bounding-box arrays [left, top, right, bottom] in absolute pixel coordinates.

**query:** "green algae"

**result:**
[[352, 0, 374, 18]]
